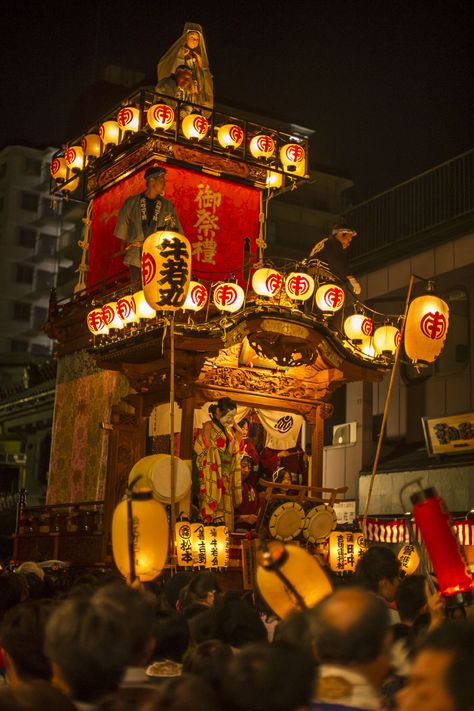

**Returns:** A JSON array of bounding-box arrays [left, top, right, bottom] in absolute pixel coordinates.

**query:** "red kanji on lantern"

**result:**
[[117, 108, 134, 126], [324, 287, 344, 308], [420, 311, 447, 340], [141, 252, 157, 286], [266, 272, 283, 295]]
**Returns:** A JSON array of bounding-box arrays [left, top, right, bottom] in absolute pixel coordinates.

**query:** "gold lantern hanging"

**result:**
[[64, 145, 84, 173], [112, 489, 169, 582], [133, 290, 156, 319], [50, 157, 68, 183], [87, 308, 109, 336], [249, 134, 275, 159], [102, 302, 125, 330], [315, 283, 345, 312], [82, 133, 101, 162], [117, 106, 140, 133], [181, 114, 209, 140], [252, 268, 283, 297], [404, 288, 449, 363], [99, 120, 120, 146], [203, 524, 229, 569], [398, 543, 420, 576], [213, 282, 245, 313], [279, 143, 306, 176], [373, 324, 401, 355], [147, 103, 175, 131], [344, 314, 374, 343], [142, 231, 192, 311], [191, 523, 207, 568], [217, 123, 244, 149], [256, 541, 333, 619], [266, 171, 283, 189], [116, 295, 138, 325], [183, 281, 208, 312], [175, 521, 195, 567], [285, 272, 315, 301], [328, 531, 367, 573]]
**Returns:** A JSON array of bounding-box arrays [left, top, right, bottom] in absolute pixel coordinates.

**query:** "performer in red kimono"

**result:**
[[235, 454, 261, 530]]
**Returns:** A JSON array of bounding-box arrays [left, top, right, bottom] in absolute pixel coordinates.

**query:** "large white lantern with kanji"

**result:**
[[182, 114, 209, 140], [213, 282, 245, 313], [344, 314, 374, 342], [217, 124, 244, 149], [252, 268, 283, 298], [102, 302, 125, 330], [99, 120, 120, 146], [87, 308, 109, 336], [249, 134, 275, 159], [183, 281, 208, 312], [285, 272, 315, 302], [142, 231, 192, 311], [64, 145, 84, 173], [116, 295, 138, 324], [279, 143, 305, 176], [147, 103, 175, 131], [373, 325, 401, 355], [117, 106, 140, 133], [315, 283, 345, 312], [404, 292, 449, 363]]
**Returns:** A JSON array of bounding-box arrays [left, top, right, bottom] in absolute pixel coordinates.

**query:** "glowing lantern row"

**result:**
[[142, 231, 192, 311], [87, 289, 158, 336], [82, 134, 102, 161], [117, 106, 140, 132], [285, 272, 315, 301], [250, 134, 275, 159], [280, 143, 305, 176], [99, 120, 120, 146], [404, 292, 449, 363], [64, 146, 84, 172], [175, 522, 229, 569], [252, 268, 283, 297], [183, 281, 208, 311], [344, 314, 374, 342], [217, 123, 244, 149], [112, 489, 169, 582], [328, 531, 366, 573], [373, 324, 401, 355], [266, 171, 283, 188], [147, 103, 175, 131], [182, 114, 209, 140], [213, 282, 245, 313], [315, 283, 345, 312], [398, 543, 420, 576]]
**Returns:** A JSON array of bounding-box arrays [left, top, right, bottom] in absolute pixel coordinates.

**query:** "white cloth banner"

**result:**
[[257, 409, 303, 450]]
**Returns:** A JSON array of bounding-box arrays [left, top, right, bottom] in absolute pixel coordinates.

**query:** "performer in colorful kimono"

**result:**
[[194, 398, 242, 529], [235, 454, 262, 530]]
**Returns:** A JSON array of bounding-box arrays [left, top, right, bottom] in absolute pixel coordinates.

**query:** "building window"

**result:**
[[31, 343, 51, 356], [40, 197, 56, 219], [15, 264, 34, 284], [38, 232, 57, 257], [36, 269, 54, 291], [12, 301, 32, 322], [20, 191, 39, 212], [18, 227, 36, 248], [32, 306, 48, 330], [24, 157, 42, 176], [10, 339, 29, 353]]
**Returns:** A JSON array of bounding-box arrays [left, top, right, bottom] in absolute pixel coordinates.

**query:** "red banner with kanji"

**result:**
[[87, 164, 261, 287]]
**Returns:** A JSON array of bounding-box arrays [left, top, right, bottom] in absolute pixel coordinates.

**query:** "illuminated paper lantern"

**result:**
[[213, 282, 245, 313], [81, 133, 101, 161], [285, 272, 315, 301], [117, 106, 140, 132], [398, 543, 420, 576], [99, 120, 120, 146], [181, 114, 209, 140], [183, 281, 208, 311], [116, 294, 138, 324], [60, 176, 79, 193], [249, 134, 275, 159], [328, 531, 366, 573], [133, 290, 156, 319], [256, 541, 333, 619], [344, 314, 374, 342], [175, 521, 195, 567], [204, 524, 229, 569], [147, 103, 175, 131], [64, 145, 84, 172], [404, 293, 449, 363], [191, 523, 207, 567], [112, 489, 169, 582], [266, 171, 283, 188], [87, 308, 108, 336], [360, 337, 376, 358], [142, 231, 192, 311], [252, 268, 283, 297], [373, 324, 401, 355], [315, 283, 345, 311], [50, 157, 68, 183], [217, 123, 244, 148], [102, 302, 125, 330], [279, 143, 305, 176]]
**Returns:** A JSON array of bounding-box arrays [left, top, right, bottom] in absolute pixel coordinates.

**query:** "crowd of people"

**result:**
[[0, 546, 472, 711]]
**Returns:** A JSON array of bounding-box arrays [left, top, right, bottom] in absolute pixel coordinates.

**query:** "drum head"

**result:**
[[268, 502, 305, 542], [303, 505, 337, 543]]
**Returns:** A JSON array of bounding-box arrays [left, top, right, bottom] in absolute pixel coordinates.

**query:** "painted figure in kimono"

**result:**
[[157, 23, 213, 109], [194, 398, 242, 529]]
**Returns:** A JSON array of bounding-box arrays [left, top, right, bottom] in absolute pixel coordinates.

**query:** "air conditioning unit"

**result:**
[[332, 421, 357, 446]]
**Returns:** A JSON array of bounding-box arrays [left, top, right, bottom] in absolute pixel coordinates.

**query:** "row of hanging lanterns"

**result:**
[[175, 520, 230, 569]]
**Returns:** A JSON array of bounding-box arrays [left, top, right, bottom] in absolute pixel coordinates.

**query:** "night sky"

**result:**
[[1, 0, 472, 201]]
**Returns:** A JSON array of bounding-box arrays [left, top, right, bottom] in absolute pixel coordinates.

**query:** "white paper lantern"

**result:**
[[252, 268, 283, 297], [249, 134, 275, 159], [117, 106, 140, 133], [373, 325, 401, 355], [81, 133, 102, 161], [102, 302, 125, 330], [147, 103, 175, 131], [50, 157, 68, 183], [116, 295, 138, 324], [99, 120, 120, 146], [64, 145, 84, 172], [279, 143, 305, 176], [182, 114, 209, 140], [133, 290, 156, 319], [217, 123, 244, 148], [183, 281, 208, 311], [315, 284, 345, 312], [87, 308, 109, 336], [266, 171, 283, 188], [213, 282, 245, 313], [344, 314, 374, 342], [404, 293, 449, 363]]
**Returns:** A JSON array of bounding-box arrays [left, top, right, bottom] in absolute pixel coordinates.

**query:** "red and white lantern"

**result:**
[[373, 325, 401, 355], [50, 157, 68, 183], [213, 282, 245, 313], [279, 143, 305, 176], [344, 314, 374, 342], [87, 308, 108, 336], [117, 106, 140, 133], [147, 103, 175, 131], [102, 302, 125, 330], [133, 290, 156, 319], [116, 295, 138, 324], [82, 134, 101, 161], [315, 283, 345, 311], [249, 134, 275, 159], [404, 293, 449, 363], [217, 124, 244, 149], [285, 272, 315, 301], [183, 281, 208, 312], [252, 268, 283, 297], [99, 121, 120, 146], [181, 114, 209, 140], [64, 145, 84, 172], [142, 231, 192, 311]]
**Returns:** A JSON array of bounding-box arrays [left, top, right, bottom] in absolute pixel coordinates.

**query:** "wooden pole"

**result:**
[[169, 314, 177, 562]]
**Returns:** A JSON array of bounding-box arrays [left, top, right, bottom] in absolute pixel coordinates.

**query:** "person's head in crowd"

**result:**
[[0, 573, 27, 621], [395, 574, 428, 625], [183, 639, 233, 691], [96, 687, 156, 711], [179, 571, 220, 608], [273, 608, 315, 660], [308, 587, 391, 691], [396, 621, 474, 711], [354, 545, 401, 602], [0, 599, 56, 686], [163, 571, 194, 610], [0, 680, 76, 711], [190, 596, 267, 648], [144, 674, 223, 711], [238, 417, 249, 438], [272, 466, 292, 487], [93, 582, 156, 667], [44, 594, 131, 703], [221, 641, 316, 711], [150, 609, 189, 663]]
